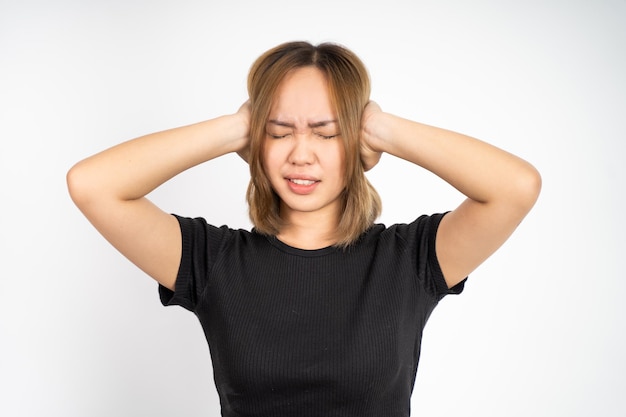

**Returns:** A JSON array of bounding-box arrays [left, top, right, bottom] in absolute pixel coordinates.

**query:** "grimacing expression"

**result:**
[[262, 66, 346, 220]]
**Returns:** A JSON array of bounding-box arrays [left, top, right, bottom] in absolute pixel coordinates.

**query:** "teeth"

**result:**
[[291, 179, 315, 185]]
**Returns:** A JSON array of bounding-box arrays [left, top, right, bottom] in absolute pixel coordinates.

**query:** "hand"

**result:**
[[235, 100, 252, 163], [360, 101, 384, 171]]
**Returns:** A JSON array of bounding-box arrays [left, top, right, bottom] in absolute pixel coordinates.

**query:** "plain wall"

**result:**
[[1, 0, 624, 416]]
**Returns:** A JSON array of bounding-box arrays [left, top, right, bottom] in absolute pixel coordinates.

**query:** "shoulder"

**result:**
[[175, 215, 254, 237], [346, 214, 444, 267], [363, 213, 446, 246], [174, 215, 266, 257]]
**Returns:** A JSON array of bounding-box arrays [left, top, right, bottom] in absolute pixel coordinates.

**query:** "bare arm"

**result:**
[[361, 102, 541, 288], [67, 104, 250, 290]]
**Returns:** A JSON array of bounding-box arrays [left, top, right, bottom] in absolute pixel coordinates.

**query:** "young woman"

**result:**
[[67, 41, 541, 416]]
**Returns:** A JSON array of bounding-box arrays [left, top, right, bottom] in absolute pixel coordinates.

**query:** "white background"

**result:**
[[1, 0, 624, 416]]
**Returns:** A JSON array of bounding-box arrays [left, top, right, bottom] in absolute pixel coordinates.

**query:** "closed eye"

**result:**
[[315, 133, 340, 140], [267, 132, 291, 139]]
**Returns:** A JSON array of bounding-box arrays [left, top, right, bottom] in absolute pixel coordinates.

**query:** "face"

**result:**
[[263, 66, 346, 223]]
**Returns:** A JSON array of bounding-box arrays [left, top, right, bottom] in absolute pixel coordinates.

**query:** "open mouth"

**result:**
[[289, 179, 317, 186], [286, 177, 320, 195]]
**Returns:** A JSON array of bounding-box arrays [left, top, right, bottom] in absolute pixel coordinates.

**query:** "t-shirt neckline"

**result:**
[[265, 235, 339, 257]]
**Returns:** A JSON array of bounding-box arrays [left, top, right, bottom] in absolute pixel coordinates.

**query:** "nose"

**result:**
[[288, 134, 315, 166]]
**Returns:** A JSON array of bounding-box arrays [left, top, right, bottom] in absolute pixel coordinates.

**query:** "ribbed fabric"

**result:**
[[160, 213, 464, 417]]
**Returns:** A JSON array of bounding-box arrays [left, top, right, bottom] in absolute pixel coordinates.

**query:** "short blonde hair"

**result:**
[[246, 41, 381, 247]]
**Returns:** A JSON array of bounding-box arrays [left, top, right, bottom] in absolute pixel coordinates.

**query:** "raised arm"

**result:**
[[67, 104, 250, 290], [361, 102, 541, 288]]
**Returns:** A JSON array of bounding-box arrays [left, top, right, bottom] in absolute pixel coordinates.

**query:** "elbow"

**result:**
[[66, 161, 93, 209], [513, 162, 542, 214]]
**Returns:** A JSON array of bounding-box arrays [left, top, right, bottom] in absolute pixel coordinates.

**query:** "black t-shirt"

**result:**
[[160, 213, 464, 416]]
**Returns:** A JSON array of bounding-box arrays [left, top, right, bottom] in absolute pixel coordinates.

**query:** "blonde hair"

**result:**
[[246, 41, 381, 247]]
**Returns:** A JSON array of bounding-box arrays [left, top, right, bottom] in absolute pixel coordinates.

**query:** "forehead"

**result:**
[[269, 66, 336, 124]]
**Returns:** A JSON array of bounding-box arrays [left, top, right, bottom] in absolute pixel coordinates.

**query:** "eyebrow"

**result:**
[[268, 119, 337, 128]]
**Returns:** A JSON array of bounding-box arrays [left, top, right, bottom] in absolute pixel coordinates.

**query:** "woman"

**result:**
[[67, 41, 541, 416]]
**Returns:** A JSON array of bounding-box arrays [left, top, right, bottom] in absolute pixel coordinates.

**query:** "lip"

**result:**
[[285, 176, 320, 195]]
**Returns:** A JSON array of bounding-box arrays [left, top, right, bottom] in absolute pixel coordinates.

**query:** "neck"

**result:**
[[277, 206, 340, 250]]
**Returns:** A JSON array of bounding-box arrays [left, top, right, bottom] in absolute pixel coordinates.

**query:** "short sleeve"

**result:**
[[399, 213, 466, 300], [158, 215, 231, 312]]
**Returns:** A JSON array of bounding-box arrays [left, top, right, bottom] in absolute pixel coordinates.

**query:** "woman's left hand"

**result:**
[[360, 101, 384, 171]]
